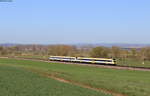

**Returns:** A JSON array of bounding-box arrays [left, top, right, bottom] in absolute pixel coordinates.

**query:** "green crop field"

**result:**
[[0, 58, 150, 96], [0, 63, 110, 96]]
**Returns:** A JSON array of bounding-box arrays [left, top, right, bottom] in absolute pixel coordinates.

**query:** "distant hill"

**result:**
[[74, 43, 150, 48], [0, 43, 150, 48], [95, 43, 150, 48], [0, 43, 18, 47]]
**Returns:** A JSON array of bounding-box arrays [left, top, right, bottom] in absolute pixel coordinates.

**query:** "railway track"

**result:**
[[1, 57, 150, 71]]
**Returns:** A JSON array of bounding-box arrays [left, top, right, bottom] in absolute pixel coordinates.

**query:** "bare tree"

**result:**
[[111, 46, 121, 58], [90, 46, 110, 58], [48, 45, 77, 56]]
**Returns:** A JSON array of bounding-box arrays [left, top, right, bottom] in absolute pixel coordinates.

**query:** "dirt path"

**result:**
[[26, 68, 126, 96], [49, 75, 126, 96]]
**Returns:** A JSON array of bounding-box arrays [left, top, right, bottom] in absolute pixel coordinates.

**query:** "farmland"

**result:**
[[0, 62, 110, 96], [0, 58, 150, 96]]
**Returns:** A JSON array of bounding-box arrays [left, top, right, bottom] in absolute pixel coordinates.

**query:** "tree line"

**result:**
[[0, 45, 150, 61]]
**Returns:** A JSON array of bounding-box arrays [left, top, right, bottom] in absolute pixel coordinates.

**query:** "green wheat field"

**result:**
[[0, 58, 150, 96]]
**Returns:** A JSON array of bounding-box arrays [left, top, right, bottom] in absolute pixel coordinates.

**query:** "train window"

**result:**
[[78, 59, 92, 61], [62, 58, 74, 59], [51, 57, 61, 59], [94, 60, 112, 62], [78, 59, 113, 62]]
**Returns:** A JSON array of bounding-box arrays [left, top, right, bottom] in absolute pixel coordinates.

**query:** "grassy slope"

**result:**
[[0, 58, 150, 96], [0, 65, 110, 96]]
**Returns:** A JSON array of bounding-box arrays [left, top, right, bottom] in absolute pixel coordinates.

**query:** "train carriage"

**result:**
[[49, 56, 76, 62], [49, 56, 116, 65], [77, 57, 116, 65]]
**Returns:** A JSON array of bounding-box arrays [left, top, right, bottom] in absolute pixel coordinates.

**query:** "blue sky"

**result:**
[[0, 0, 150, 44]]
